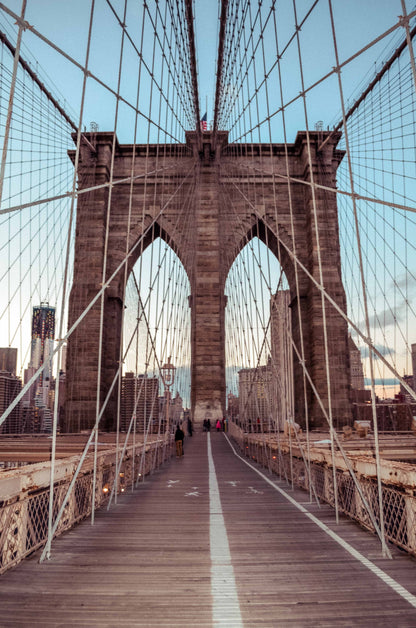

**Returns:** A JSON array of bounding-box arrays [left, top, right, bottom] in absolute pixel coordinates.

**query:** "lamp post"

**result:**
[[160, 356, 176, 436]]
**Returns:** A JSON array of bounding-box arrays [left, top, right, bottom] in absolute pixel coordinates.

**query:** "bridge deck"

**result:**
[[1, 432, 416, 626]]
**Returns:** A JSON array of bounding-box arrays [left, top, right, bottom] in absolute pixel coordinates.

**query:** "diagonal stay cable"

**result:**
[[0, 162, 197, 428]]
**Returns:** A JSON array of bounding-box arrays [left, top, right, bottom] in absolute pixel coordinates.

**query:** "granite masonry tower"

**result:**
[[65, 130, 351, 432]]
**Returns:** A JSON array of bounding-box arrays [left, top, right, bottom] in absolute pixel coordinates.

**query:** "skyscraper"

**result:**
[[348, 335, 365, 390], [238, 362, 273, 431], [0, 348, 17, 375], [0, 348, 21, 433], [0, 370, 22, 433], [121, 373, 159, 433], [30, 303, 55, 381]]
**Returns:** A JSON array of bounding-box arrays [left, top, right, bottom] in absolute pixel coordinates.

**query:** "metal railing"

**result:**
[[229, 423, 416, 557], [0, 438, 173, 574]]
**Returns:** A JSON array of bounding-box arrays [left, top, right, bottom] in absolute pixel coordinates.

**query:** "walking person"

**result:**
[[175, 424, 185, 457], [216, 419, 222, 432], [187, 418, 193, 437]]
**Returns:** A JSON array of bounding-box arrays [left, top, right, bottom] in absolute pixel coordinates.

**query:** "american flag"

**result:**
[[200, 112, 207, 131]]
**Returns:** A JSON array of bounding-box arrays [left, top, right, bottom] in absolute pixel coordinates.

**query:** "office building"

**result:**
[[121, 373, 159, 433], [0, 370, 22, 434], [30, 303, 55, 381], [238, 362, 273, 431], [348, 335, 365, 390], [0, 348, 17, 375]]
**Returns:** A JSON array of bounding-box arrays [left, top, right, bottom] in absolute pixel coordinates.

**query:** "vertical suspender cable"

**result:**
[[44, 0, 97, 561], [327, 0, 391, 558], [400, 0, 416, 93], [292, 0, 339, 522], [213, 0, 229, 136], [92, 0, 128, 525], [271, 4, 314, 500], [0, 0, 27, 202], [184, 0, 201, 133]]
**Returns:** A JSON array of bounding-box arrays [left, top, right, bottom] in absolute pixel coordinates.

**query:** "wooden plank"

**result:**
[[0, 432, 415, 626]]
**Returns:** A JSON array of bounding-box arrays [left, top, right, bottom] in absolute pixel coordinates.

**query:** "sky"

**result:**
[[1, 0, 413, 137], [1, 0, 415, 402]]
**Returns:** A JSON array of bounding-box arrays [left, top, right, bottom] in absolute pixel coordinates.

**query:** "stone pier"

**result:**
[[65, 130, 351, 431]]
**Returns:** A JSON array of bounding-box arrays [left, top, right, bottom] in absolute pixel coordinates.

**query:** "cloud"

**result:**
[[356, 270, 416, 331], [362, 308, 404, 329], [390, 270, 416, 295], [359, 344, 394, 360]]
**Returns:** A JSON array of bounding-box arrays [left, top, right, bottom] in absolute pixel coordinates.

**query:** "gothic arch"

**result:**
[[65, 130, 351, 432]]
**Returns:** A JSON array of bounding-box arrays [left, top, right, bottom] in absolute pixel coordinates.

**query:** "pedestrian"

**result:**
[[216, 419, 222, 432], [207, 419, 211, 432], [175, 424, 185, 457], [187, 418, 193, 436]]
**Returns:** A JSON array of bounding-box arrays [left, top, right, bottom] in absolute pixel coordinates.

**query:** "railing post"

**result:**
[[354, 480, 368, 524], [323, 465, 333, 506], [404, 491, 416, 553], [56, 485, 76, 533]]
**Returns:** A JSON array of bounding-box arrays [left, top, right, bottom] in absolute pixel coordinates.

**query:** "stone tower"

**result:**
[[64, 130, 351, 431]]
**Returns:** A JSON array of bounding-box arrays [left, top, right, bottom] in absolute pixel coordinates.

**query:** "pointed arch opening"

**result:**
[[225, 236, 294, 433], [121, 237, 191, 434]]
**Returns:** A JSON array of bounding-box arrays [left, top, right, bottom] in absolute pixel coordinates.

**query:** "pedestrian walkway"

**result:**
[[0, 431, 416, 626]]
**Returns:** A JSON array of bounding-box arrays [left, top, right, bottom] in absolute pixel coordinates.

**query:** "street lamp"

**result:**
[[160, 356, 176, 435]]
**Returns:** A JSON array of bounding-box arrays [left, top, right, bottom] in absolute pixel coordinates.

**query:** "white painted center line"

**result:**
[[208, 433, 243, 627]]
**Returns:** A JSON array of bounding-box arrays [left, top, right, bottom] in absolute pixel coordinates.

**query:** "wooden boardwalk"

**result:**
[[1, 431, 416, 627]]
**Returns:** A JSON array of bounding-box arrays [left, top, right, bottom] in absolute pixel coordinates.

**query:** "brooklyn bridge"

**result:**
[[0, 0, 416, 625]]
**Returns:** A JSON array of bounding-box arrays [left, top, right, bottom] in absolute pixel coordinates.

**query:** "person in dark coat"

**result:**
[[175, 424, 184, 457], [187, 418, 193, 436]]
